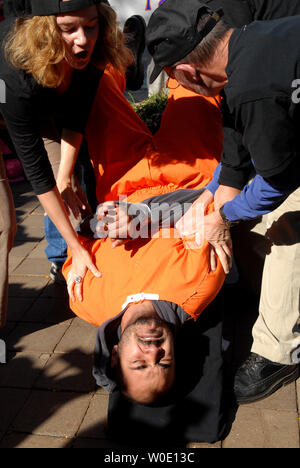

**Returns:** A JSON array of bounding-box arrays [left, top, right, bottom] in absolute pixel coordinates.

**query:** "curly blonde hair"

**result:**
[[4, 3, 132, 88]]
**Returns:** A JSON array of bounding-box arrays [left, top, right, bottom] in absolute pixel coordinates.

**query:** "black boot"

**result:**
[[124, 15, 146, 91], [234, 352, 299, 404]]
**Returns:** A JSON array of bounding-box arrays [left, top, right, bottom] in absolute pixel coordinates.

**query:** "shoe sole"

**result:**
[[236, 366, 299, 405]]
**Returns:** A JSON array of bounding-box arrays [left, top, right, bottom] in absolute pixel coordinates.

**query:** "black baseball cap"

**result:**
[[146, 0, 223, 84], [30, 0, 104, 16]]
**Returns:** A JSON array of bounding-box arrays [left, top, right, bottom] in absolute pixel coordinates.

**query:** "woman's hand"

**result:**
[[67, 244, 102, 302]]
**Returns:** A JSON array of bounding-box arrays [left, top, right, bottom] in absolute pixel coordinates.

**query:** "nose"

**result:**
[[74, 28, 88, 47]]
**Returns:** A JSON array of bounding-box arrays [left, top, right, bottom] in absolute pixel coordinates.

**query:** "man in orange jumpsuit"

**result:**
[[63, 66, 226, 404]]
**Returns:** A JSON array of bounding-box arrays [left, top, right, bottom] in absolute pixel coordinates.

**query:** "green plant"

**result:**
[[129, 92, 168, 134]]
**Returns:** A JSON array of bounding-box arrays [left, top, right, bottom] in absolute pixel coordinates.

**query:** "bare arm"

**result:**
[[57, 129, 90, 219], [38, 187, 101, 301]]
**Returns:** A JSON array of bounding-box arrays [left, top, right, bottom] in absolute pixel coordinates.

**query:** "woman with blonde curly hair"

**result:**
[[0, 0, 142, 312]]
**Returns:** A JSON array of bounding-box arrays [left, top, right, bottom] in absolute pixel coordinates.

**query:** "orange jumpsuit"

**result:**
[[63, 67, 225, 326]]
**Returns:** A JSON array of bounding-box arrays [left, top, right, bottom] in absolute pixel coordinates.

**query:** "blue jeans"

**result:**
[[44, 215, 67, 264]]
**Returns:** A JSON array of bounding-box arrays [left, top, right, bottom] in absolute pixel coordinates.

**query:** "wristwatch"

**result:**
[[219, 204, 240, 228]]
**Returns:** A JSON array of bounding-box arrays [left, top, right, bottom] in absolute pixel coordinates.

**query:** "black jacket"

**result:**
[[204, 0, 300, 27]]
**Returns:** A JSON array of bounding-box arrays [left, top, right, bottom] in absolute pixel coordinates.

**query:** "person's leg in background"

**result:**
[[235, 187, 300, 403], [41, 136, 68, 283], [76, 137, 98, 214], [123, 14, 146, 92], [0, 151, 16, 362]]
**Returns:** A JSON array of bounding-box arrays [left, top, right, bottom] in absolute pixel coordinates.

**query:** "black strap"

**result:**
[[195, 8, 224, 44]]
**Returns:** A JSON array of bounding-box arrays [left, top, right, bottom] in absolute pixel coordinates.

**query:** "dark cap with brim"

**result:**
[[146, 0, 223, 84], [29, 0, 104, 17]]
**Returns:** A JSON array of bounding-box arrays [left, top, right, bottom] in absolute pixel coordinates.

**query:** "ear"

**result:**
[[175, 63, 198, 80], [111, 345, 119, 368]]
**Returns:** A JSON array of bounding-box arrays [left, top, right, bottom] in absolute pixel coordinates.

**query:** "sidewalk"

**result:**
[[0, 179, 299, 449]]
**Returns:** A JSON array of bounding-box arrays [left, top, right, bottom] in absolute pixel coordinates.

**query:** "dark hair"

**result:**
[[179, 16, 231, 67]]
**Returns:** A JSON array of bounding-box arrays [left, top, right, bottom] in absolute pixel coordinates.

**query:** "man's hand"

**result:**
[[95, 201, 150, 248], [175, 189, 213, 249], [175, 189, 232, 273], [96, 201, 131, 248], [214, 185, 241, 211], [57, 176, 91, 220], [204, 210, 232, 274]]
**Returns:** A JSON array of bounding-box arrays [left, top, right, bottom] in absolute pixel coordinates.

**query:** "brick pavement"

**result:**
[[0, 179, 299, 449]]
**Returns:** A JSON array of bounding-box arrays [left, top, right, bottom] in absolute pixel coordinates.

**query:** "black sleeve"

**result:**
[[219, 96, 299, 187], [248, 0, 300, 21], [77, 190, 206, 239], [219, 100, 253, 189], [142, 189, 205, 228], [0, 77, 56, 195]]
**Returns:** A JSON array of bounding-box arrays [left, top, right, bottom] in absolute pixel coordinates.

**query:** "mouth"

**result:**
[[137, 337, 165, 347], [74, 50, 89, 60], [138, 333, 163, 340]]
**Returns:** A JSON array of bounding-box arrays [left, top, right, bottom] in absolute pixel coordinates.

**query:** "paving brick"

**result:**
[[0, 388, 30, 432], [77, 393, 109, 439], [10, 241, 39, 260], [35, 353, 96, 392], [261, 409, 300, 448], [27, 239, 48, 259], [8, 275, 49, 298], [0, 321, 17, 340], [0, 352, 50, 388], [223, 406, 300, 448], [40, 281, 68, 299], [8, 256, 24, 274], [7, 297, 36, 322], [186, 441, 221, 448], [243, 382, 298, 412], [22, 296, 74, 324], [6, 321, 70, 353], [54, 317, 98, 355], [13, 257, 50, 276], [12, 390, 92, 438], [14, 215, 45, 242], [31, 204, 45, 215], [0, 432, 70, 448]]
